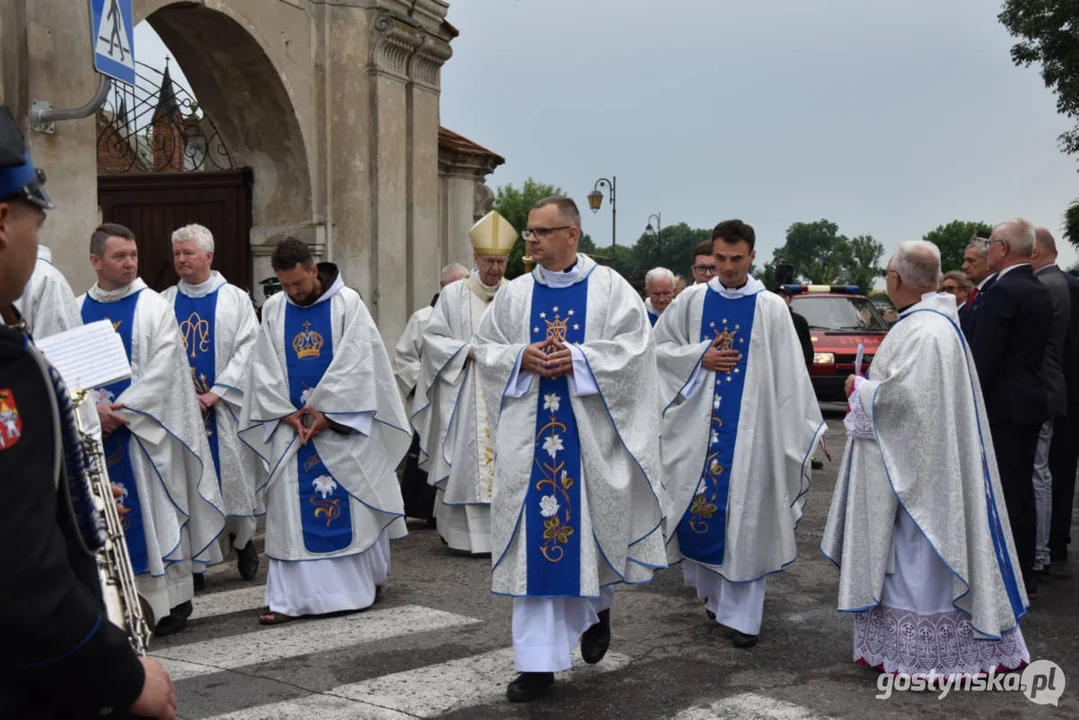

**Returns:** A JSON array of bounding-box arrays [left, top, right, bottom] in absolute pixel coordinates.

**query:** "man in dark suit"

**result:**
[[960, 232, 995, 337], [777, 286, 813, 370], [1041, 231, 1079, 568], [1031, 227, 1071, 577], [0, 108, 176, 719], [970, 218, 1053, 597]]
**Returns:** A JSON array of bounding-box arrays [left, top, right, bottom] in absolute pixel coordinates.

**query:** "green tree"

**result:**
[[491, 178, 563, 278], [923, 220, 993, 272], [631, 223, 712, 278], [999, 1, 1079, 159], [844, 234, 886, 295], [1065, 199, 1079, 250], [764, 219, 883, 294]]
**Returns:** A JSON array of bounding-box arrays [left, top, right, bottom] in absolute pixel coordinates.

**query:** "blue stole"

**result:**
[[648, 311, 659, 327], [81, 291, 150, 574], [676, 287, 758, 566], [173, 289, 221, 482], [284, 299, 353, 554], [525, 278, 588, 596]]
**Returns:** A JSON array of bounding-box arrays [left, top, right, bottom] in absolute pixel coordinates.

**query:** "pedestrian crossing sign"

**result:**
[[90, 0, 136, 86]]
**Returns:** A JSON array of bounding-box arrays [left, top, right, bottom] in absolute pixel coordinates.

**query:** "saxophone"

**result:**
[[70, 388, 153, 655]]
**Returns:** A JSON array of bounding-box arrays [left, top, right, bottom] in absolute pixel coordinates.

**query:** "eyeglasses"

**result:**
[[522, 226, 570, 240], [692, 265, 718, 275], [651, 292, 674, 298], [940, 285, 960, 293]]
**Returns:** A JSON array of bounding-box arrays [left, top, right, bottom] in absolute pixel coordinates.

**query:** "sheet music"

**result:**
[[35, 320, 132, 391]]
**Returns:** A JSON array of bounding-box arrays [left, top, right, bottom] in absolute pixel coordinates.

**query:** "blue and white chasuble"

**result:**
[[173, 290, 221, 480], [81, 290, 151, 574], [284, 302, 354, 554], [524, 280, 588, 597], [675, 289, 756, 568]]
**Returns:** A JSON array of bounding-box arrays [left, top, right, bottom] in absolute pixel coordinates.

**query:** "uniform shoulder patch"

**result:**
[[0, 388, 23, 449]]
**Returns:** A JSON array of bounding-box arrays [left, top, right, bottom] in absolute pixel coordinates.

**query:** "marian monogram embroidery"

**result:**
[[179, 311, 211, 359], [292, 320, 324, 359]]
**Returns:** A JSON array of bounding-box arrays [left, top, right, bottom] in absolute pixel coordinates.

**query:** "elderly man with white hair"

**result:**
[[392, 262, 469, 525], [644, 267, 675, 326], [823, 240, 1030, 678], [162, 223, 263, 585], [969, 218, 1052, 598]]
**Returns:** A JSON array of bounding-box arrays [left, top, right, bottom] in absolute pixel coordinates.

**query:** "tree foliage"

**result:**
[[760, 220, 884, 294], [999, 0, 1079, 159], [923, 220, 993, 272]]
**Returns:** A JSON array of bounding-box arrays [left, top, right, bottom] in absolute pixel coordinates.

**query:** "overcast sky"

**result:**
[[138, 0, 1079, 271], [439, 0, 1079, 270]]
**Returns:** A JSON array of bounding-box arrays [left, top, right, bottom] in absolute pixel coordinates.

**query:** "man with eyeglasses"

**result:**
[[655, 219, 823, 650], [412, 212, 514, 555], [473, 196, 666, 702], [690, 240, 718, 284], [644, 267, 675, 326], [939, 270, 972, 311], [969, 218, 1053, 598]]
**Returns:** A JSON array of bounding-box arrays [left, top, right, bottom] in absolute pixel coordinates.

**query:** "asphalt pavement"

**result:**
[[157, 404, 1078, 719]]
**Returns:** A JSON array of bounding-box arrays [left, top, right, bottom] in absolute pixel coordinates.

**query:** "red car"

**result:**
[[785, 285, 890, 401]]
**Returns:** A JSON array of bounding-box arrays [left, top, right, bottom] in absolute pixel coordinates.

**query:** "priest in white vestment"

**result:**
[[240, 238, 410, 625], [162, 224, 263, 584], [15, 245, 81, 338], [655, 219, 824, 649], [473, 196, 667, 703], [822, 241, 1030, 676], [78, 223, 225, 636], [644, 267, 675, 327], [393, 263, 468, 525], [412, 212, 514, 555]]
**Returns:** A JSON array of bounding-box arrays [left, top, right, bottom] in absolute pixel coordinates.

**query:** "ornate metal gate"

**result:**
[[96, 60, 253, 293]]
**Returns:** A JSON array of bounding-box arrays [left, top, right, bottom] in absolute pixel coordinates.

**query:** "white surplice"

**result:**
[[822, 292, 1030, 675], [78, 279, 225, 621], [411, 274, 506, 554], [16, 246, 81, 339], [655, 277, 824, 636], [239, 266, 410, 615], [162, 272, 263, 554], [392, 305, 434, 402], [474, 254, 667, 671]]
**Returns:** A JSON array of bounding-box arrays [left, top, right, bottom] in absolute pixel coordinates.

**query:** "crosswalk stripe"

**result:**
[[669, 692, 834, 719], [204, 648, 632, 719], [189, 586, 267, 620], [155, 604, 481, 681]]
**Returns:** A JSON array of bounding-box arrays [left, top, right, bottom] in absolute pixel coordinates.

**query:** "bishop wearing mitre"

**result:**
[[411, 212, 513, 554]]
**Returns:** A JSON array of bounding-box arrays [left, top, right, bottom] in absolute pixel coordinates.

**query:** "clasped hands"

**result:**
[[521, 340, 575, 379], [700, 338, 742, 374], [282, 406, 329, 445]]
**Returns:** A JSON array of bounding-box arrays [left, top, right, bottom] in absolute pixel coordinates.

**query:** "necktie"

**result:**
[[967, 286, 979, 308]]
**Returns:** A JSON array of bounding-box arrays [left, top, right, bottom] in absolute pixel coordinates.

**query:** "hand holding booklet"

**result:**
[[35, 320, 132, 391]]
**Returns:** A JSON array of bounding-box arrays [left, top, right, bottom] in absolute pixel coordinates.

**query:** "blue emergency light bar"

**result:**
[[783, 284, 861, 295]]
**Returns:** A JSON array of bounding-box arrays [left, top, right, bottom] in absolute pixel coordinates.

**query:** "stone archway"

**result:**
[[134, 1, 315, 301]]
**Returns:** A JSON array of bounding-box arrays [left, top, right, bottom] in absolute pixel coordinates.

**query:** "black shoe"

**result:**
[[811, 459, 824, 470], [173, 600, 193, 620], [193, 573, 206, 592], [426, 517, 438, 529], [237, 540, 259, 581], [154, 602, 192, 637], [581, 609, 611, 664], [506, 672, 554, 702], [1026, 579, 1039, 598], [1050, 547, 1068, 564], [732, 630, 758, 648]]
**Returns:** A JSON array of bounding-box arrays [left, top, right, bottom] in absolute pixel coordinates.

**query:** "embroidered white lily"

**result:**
[[713, 395, 721, 410], [300, 387, 314, 405], [539, 494, 560, 517], [710, 429, 719, 446], [543, 393, 560, 413], [542, 433, 564, 459], [312, 475, 337, 499]]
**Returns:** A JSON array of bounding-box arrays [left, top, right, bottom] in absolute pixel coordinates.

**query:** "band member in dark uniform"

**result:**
[[0, 107, 176, 719]]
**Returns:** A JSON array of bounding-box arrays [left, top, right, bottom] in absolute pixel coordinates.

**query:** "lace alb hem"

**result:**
[[853, 605, 1029, 676]]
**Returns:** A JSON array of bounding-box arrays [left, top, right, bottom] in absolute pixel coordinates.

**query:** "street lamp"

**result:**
[[645, 212, 661, 266], [588, 176, 616, 248]]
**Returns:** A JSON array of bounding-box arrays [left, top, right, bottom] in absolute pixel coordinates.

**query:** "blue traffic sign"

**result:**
[[90, 0, 136, 86]]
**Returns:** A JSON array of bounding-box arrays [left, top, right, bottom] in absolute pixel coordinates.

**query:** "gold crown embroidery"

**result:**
[[292, 320, 324, 359]]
